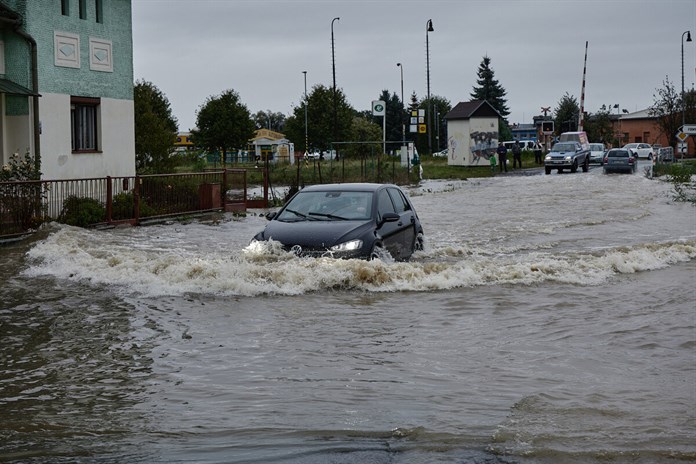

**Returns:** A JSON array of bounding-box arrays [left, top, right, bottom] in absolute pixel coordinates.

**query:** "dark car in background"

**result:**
[[603, 149, 637, 174], [251, 183, 424, 261]]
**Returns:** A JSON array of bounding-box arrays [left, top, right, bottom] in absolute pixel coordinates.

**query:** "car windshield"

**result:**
[[608, 150, 629, 158], [590, 144, 604, 151], [623, 144, 638, 149], [552, 143, 576, 152], [276, 190, 373, 221]]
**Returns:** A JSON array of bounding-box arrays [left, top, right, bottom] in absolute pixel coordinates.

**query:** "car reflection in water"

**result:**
[[250, 183, 424, 260]]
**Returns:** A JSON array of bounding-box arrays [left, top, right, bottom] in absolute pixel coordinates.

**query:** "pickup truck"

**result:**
[[544, 141, 590, 174]]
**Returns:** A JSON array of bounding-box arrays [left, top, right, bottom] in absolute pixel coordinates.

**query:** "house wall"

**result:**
[[614, 117, 694, 155], [2, 0, 135, 178], [40, 92, 134, 179], [447, 117, 499, 166]]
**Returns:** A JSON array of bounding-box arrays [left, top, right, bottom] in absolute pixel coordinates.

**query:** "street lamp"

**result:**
[[303, 71, 308, 155], [426, 19, 434, 154], [331, 17, 340, 159], [682, 30, 692, 131], [397, 62, 405, 147]]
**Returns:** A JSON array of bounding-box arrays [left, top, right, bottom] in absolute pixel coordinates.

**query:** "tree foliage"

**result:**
[[553, 93, 580, 134], [470, 55, 510, 118], [419, 95, 451, 153], [585, 104, 615, 145], [283, 84, 355, 154], [253, 110, 286, 132], [191, 89, 256, 159], [133, 79, 178, 173], [649, 76, 693, 148]]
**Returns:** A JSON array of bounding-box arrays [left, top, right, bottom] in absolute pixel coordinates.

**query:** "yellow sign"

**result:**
[[418, 124, 427, 134], [676, 131, 689, 142]]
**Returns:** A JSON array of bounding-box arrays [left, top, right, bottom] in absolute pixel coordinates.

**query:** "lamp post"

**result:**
[[303, 71, 308, 155], [682, 31, 692, 131], [425, 19, 434, 154], [397, 62, 405, 147], [331, 17, 340, 159]]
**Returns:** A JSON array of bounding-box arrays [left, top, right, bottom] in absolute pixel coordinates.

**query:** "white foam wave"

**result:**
[[22, 225, 696, 298]]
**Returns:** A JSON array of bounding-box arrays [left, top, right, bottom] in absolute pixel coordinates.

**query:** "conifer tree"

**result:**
[[470, 56, 510, 118]]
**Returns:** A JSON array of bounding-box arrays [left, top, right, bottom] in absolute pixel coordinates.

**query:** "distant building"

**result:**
[[444, 100, 502, 166], [510, 123, 537, 142], [0, 0, 135, 179]]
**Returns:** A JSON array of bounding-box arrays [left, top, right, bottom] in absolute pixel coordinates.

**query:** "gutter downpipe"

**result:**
[[0, 16, 41, 176]]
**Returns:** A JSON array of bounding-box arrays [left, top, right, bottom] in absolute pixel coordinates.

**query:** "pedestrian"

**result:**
[[489, 153, 497, 172], [512, 140, 522, 169], [534, 143, 543, 164], [496, 142, 508, 173]]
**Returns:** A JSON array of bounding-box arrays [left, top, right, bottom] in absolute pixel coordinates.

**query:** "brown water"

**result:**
[[2, 167, 695, 463]]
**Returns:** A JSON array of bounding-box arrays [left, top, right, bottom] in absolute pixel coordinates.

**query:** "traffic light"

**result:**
[[541, 121, 554, 133]]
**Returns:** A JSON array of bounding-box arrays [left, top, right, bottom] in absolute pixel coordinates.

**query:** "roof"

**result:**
[[620, 108, 652, 120], [0, 78, 38, 96], [444, 100, 502, 120]]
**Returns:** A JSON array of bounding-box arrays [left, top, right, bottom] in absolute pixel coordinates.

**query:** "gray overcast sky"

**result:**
[[132, 0, 696, 132]]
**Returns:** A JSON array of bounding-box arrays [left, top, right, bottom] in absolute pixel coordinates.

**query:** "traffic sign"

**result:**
[[679, 142, 688, 153], [676, 131, 689, 142], [683, 124, 696, 135]]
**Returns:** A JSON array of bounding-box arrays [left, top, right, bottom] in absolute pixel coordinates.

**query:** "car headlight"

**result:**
[[330, 239, 363, 252], [544, 155, 551, 160], [565, 155, 572, 161]]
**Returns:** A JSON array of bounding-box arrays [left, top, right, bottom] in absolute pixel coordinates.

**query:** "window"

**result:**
[[71, 97, 100, 152], [79, 0, 86, 19], [61, 0, 69, 15], [95, 0, 103, 23]]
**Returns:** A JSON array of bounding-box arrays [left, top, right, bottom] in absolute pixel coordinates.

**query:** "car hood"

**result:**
[[255, 219, 373, 248]]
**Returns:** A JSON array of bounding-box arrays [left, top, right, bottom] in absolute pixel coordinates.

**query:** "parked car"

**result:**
[[433, 148, 448, 157], [251, 183, 424, 261], [603, 148, 636, 174], [589, 143, 606, 165], [544, 141, 590, 174], [623, 143, 654, 159]]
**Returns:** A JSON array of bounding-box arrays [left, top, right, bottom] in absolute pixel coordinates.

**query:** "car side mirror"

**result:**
[[265, 212, 276, 221], [378, 212, 400, 227]]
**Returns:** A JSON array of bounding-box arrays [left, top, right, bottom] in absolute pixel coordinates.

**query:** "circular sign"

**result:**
[[374, 103, 384, 112]]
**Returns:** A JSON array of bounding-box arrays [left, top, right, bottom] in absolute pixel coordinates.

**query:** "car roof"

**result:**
[[300, 183, 394, 193]]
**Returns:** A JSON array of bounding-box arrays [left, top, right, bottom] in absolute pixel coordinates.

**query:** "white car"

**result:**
[[622, 143, 653, 160], [589, 143, 606, 165], [433, 148, 448, 157]]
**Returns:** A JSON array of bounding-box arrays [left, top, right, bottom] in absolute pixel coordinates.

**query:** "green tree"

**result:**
[[420, 95, 451, 152], [253, 110, 286, 132], [470, 55, 510, 142], [133, 79, 178, 173], [191, 90, 255, 161], [346, 116, 383, 158], [283, 84, 355, 156], [470, 55, 510, 118], [585, 104, 614, 145], [554, 93, 580, 134]]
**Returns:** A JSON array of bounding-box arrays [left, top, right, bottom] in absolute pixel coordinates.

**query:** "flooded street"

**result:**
[[1, 166, 695, 463]]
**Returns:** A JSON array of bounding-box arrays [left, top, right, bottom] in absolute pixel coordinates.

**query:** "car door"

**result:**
[[387, 187, 417, 256], [376, 188, 416, 259]]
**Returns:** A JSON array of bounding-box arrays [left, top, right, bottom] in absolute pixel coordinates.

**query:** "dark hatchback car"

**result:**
[[251, 183, 424, 260], [603, 149, 637, 174]]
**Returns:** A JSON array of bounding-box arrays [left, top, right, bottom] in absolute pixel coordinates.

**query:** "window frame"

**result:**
[[71, 96, 101, 153]]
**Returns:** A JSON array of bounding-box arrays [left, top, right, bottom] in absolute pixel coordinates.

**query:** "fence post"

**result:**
[[134, 175, 140, 225], [222, 169, 227, 210], [106, 176, 112, 223]]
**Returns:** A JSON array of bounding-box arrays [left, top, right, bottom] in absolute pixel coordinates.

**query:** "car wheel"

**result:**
[[570, 160, 578, 173], [558, 168, 563, 173], [414, 232, 424, 252], [370, 243, 387, 261], [582, 157, 589, 172], [545, 167, 551, 175]]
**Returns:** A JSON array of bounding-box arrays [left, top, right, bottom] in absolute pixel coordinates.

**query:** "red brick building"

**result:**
[[611, 109, 693, 156]]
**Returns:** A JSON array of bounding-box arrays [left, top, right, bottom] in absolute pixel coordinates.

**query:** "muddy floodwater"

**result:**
[[1, 166, 695, 463]]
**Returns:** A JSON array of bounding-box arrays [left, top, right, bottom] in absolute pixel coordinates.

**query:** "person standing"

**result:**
[[512, 140, 522, 169], [496, 142, 508, 173]]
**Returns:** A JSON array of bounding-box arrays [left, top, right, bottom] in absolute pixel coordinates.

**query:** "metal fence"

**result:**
[[0, 169, 248, 241]]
